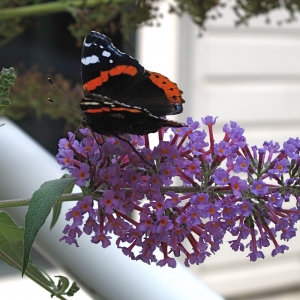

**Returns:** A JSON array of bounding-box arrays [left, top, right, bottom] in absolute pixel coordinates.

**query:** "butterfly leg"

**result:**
[[115, 134, 154, 168]]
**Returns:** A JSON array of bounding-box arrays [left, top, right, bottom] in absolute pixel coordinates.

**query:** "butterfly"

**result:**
[[80, 31, 186, 137]]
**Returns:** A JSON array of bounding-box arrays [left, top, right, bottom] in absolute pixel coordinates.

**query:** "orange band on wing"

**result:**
[[86, 108, 111, 113], [83, 65, 138, 91], [110, 107, 142, 113], [148, 71, 184, 104]]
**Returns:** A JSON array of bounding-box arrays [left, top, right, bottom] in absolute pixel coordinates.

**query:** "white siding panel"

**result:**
[[206, 36, 300, 76], [205, 82, 300, 123]]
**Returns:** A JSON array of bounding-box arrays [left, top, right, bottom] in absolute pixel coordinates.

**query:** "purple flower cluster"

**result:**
[[56, 116, 300, 267]]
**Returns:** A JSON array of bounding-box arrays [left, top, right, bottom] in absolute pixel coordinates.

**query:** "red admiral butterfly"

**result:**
[[80, 31, 186, 136]]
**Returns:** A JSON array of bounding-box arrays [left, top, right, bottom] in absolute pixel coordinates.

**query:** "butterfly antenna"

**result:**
[[48, 97, 82, 117], [48, 77, 81, 109], [116, 134, 154, 168], [48, 77, 83, 115]]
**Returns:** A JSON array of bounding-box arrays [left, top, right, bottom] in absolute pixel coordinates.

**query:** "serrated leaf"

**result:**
[[0, 211, 51, 286], [23, 177, 77, 275], [50, 174, 75, 230]]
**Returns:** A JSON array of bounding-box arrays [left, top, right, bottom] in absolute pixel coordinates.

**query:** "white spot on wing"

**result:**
[[81, 55, 100, 65], [109, 59, 113, 63], [84, 42, 92, 47], [102, 50, 111, 57], [100, 45, 104, 49], [81, 101, 100, 106]]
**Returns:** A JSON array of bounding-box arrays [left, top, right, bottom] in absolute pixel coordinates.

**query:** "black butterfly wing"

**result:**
[[81, 31, 184, 117], [81, 31, 144, 100]]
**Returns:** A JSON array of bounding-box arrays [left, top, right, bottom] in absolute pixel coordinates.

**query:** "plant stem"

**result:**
[[0, 184, 208, 209], [0, 193, 83, 208], [0, 0, 125, 21]]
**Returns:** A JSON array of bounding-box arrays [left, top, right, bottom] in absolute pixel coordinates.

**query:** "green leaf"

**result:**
[[49, 201, 63, 231], [0, 211, 24, 268], [50, 174, 76, 230], [50, 276, 80, 298], [23, 177, 77, 275], [0, 67, 16, 106], [54, 275, 70, 295], [0, 211, 52, 286], [66, 281, 80, 296]]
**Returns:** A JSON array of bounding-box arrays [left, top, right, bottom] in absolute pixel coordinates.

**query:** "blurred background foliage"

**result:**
[[2, 1, 300, 46], [1, 0, 300, 152]]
